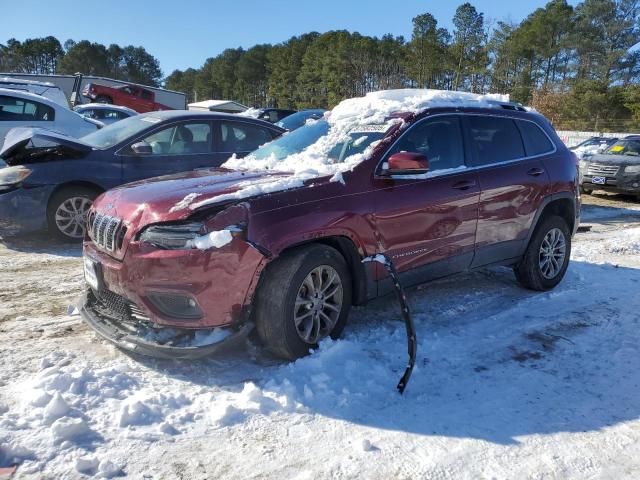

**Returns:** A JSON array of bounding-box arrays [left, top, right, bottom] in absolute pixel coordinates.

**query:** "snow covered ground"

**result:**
[[1, 195, 640, 479]]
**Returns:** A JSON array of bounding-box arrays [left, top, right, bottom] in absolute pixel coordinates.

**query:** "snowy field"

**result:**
[[1, 194, 640, 479]]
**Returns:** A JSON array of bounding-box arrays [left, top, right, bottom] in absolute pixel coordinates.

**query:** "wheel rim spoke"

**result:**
[[538, 227, 567, 279], [55, 197, 92, 239], [293, 264, 343, 345]]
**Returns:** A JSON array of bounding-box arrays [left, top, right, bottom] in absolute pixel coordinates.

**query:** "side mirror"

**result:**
[[131, 141, 152, 155], [384, 152, 429, 175]]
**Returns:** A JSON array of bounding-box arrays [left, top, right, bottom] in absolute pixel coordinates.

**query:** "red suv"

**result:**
[[79, 90, 580, 361]]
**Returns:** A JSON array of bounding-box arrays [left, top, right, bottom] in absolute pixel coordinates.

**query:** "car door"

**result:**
[[0, 94, 56, 143], [213, 120, 279, 161], [371, 115, 480, 289], [140, 89, 156, 112], [119, 121, 216, 183], [465, 114, 553, 267]]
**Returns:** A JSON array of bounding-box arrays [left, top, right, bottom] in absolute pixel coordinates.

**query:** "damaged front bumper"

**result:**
[[78, 289, 253, 360]]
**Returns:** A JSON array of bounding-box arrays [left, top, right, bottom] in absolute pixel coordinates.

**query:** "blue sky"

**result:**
[[5, 0, 579, 76]]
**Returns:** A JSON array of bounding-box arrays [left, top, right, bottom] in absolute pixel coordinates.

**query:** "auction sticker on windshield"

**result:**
[[84, 257, 100, 291]]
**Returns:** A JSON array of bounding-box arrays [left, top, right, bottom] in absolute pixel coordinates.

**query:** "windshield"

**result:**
[[603, 139, 640, 156], [246, 120, 389, 166], [80, 114, 160, 148], [575, 138, 603, 148]]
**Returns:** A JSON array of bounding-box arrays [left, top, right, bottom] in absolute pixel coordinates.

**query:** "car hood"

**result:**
[[0, 127, 93, 165], [586, 153, 640, 166], [94, 168, 302, 228]]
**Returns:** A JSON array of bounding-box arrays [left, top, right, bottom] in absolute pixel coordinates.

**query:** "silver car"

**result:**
[[73, 103, 138, 125]]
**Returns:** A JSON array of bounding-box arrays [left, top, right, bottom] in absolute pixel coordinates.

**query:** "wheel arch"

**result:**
[[46, 181, 105, 210], [273, 235, 372, 306], [525, 193, 577, 248]]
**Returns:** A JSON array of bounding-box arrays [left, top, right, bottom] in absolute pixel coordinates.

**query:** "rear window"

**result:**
[[0, 95, 55, 121], [517, 120, 554, 156], [468, 116, 525, 166]]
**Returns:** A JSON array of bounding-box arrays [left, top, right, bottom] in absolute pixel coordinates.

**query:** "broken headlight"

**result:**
[[138, 222, 204, 250], [0, 166, 32, 189]]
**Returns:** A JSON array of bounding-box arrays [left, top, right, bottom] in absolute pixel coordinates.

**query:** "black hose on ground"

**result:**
[[362, 254, 417, 394]]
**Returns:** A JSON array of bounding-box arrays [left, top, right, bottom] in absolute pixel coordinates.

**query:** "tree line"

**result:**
[[164, 0, 640, 131], [1, 0, 639, 131], [0, 37, 162, 86]]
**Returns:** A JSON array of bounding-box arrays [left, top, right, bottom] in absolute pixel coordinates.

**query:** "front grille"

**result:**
[[88, 213, 126, 252], [89, 288, 150, 324], [587, 163, 619, 176]]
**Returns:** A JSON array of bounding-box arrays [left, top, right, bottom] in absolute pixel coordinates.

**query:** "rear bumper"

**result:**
[[78, 289, 252, 359], [0, 185, 52, 235]]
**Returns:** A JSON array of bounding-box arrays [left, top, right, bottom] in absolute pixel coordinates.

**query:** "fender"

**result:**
[[522, 191, 578, 251]]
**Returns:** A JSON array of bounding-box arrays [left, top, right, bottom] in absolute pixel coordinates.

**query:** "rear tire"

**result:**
[[254, 244, 352, 360], [47, 187, 99, 242], [514, 215, 571, 291], [95, 95, 112, 104]]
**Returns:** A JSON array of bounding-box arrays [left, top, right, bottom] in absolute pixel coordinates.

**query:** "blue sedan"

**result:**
[[0, 111, 284, 240]]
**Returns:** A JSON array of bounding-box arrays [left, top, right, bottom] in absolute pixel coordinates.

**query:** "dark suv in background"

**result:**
[[79, 91, 579, 361], [579, 135, 640, 199]]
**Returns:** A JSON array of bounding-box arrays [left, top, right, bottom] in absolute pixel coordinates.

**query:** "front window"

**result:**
[[603, 139, 640, 156], [387, 116, 465, 172], [139, 122, 211, 155], [81, 114, 163, 149], [229, 119, 391, 172]]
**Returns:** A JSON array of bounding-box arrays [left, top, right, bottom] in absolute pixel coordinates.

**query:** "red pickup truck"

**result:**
[[82, 83, 172, 113]]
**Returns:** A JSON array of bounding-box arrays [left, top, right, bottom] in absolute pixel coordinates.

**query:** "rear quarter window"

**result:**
[[517, 120, 555, 156]]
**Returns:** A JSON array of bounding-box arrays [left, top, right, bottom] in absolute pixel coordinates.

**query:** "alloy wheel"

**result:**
[[538, 228, 567, 279], [293, 265, 343, 344], [54, 196, 93, 239]]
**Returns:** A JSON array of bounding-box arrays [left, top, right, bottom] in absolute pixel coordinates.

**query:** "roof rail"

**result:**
[[486, 100, 527, 112]]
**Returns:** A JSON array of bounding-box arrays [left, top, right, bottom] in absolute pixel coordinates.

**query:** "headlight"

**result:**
[[624, 165, 640, 174], [139, 221, 244, 250], [139, 222, 205, 249], [579, 160, 589, 170], [0, 166, 31, 187]]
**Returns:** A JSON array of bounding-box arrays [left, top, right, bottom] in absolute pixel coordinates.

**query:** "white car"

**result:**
[[73, 103, 138, 125], [0, 88, 102, 148], [0, 77, 69, 107]]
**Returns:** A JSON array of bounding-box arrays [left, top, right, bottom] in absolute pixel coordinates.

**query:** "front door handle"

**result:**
[[452, 180, 477, 190], [527, 167, 545, 177]]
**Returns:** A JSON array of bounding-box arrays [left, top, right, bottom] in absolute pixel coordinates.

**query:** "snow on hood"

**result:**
[[187, 89, 508, 212]]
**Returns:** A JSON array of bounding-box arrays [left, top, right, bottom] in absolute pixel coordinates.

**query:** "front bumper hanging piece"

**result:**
[[362, 254, 417, 394]]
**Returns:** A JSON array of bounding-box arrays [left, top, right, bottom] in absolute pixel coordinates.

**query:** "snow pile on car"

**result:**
[[189, 89, 508, 211], [225, 89, 508, 176]]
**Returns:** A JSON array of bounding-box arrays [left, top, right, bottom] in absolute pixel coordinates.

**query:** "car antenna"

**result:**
[[362, 254, 417, 394]]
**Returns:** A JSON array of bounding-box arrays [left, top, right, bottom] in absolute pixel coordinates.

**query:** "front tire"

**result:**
[[254, 244, 352, 360], [514, 215, 571, 291], [47, 187, 98, 242]]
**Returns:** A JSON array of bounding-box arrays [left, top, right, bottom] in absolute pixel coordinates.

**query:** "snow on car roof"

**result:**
[[188, 89, 510, 211], [328, 88, 509, 126]]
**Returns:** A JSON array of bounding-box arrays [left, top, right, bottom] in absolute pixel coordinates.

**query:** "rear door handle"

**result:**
[[527, 167, 545, 177], [452, 180, 477, 190]]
